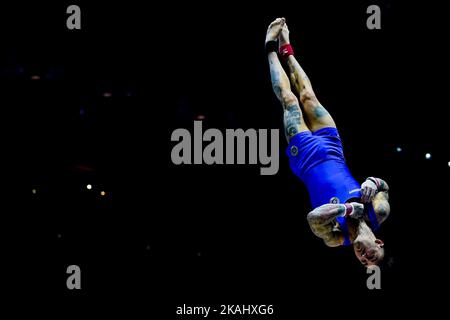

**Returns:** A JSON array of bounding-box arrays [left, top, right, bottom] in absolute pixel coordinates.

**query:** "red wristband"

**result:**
[[344, 203, 354, 217], [279, 44, 294, 60]]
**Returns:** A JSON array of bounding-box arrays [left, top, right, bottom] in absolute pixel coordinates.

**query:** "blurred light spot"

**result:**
[[103, 92, 112, 98], [100, 191, 106, 196], [86, 184, 92, 190], [80, 108, 85, 116], [425, 153, 431, 160], [57, 234, 62, 239], [396, 147, 402, 152], [32, 188, 37, 194], [196, 115, 205, 120], [31, 75, 40, 80], [448, 161, 450, 168]]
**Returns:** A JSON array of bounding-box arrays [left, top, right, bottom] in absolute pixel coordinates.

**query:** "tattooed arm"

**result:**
[[307, 203, 364, 247], [369, 178, 390, 225]]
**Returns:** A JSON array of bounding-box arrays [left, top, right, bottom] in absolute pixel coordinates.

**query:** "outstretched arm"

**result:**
[[307, 202, 364, 247]]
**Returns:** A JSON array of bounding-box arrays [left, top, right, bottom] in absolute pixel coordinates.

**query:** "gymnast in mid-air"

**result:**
[[265, 18, 390, 267]]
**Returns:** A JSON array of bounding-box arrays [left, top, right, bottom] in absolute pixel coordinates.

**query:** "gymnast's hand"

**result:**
[[361, 179, 378, 203], [347, 202, 365, 219]]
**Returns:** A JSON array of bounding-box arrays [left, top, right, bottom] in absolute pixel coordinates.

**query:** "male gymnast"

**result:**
[[265, 18, 390, 267]]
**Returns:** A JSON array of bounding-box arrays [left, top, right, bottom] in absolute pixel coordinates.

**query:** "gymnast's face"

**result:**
[[353, 238, 384, 267]]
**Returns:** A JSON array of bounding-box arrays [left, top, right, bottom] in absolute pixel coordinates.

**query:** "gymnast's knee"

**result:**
[[281, 90, 299, 108], [300, 90, 318, 108]]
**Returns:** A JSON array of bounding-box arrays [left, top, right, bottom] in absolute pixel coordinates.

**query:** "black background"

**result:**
[[3, 0, 448, 317]]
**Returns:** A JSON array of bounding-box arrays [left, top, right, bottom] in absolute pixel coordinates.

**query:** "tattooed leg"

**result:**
[[283, 104, 304, 140], [279, 23, 336, 132], [268, 51, 309, 141]]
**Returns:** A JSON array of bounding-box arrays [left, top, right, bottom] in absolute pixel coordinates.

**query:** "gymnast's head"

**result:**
[[353, 234, 384, 267]]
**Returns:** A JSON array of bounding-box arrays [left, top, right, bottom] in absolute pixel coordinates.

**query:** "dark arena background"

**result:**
[[4, 0, 448, 317]]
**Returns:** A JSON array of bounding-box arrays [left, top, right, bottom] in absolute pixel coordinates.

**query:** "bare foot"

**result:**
[[265, 18, 285, 43], [279, 22, 290, 47]]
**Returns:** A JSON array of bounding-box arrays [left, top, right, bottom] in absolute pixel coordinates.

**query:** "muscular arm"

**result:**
[[371, 178, 390, 225], [307, 204, 347, 247]]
